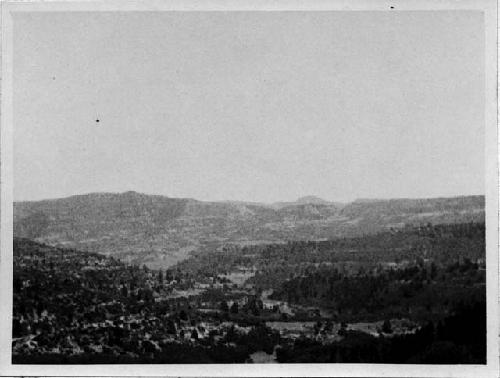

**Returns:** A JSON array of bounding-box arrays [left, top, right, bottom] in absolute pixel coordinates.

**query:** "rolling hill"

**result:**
[[14, 192, 484, 268]]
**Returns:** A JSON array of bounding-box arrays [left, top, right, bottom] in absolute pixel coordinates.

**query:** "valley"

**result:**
[[13, 220, 486, 363], [14, 192, 485, 268]]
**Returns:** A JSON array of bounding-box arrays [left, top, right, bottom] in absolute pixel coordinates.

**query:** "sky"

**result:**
[[13, 11, 485, 203]]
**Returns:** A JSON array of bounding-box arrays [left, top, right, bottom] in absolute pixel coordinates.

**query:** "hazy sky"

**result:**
[[13, 11, 485, 203]]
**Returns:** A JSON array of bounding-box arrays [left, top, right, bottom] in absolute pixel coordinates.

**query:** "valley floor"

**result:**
[[12, 222, 486, 364]]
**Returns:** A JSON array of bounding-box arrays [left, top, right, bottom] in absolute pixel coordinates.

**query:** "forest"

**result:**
[[276, 299, 485, 363], [12, 222, 486, 364]]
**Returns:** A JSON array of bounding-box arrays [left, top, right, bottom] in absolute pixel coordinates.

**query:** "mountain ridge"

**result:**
[[14, 192, 485, 268]]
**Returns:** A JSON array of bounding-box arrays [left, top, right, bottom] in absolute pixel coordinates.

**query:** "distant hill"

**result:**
[[341, 196, 485, 232], [271, 195, 341, 209], [296, 195, 331, 205], [14, 192, 485, 268]]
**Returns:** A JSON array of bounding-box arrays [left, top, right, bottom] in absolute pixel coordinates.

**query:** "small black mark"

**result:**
[[390, 6, 394, 9], [96, 119, 100, 123]]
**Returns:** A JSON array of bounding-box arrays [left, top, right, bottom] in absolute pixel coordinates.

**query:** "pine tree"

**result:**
[[230, 302, 239, 314]]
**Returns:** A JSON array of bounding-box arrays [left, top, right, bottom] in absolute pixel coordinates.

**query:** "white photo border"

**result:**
[[1, 0, 498, 376]]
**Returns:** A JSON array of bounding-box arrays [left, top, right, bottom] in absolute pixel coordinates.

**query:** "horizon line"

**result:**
[[13, 190, 486, 205]]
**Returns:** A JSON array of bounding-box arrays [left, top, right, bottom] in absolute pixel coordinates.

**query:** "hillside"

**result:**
[[14, 192, 485, 268], [13, 223, 486, 364]]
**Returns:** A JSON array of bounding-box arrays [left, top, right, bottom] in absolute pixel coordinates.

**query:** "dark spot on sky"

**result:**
[[52, 76, 56, 80], [96, 119, 100, 123], [390, 6, 394, 9]]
